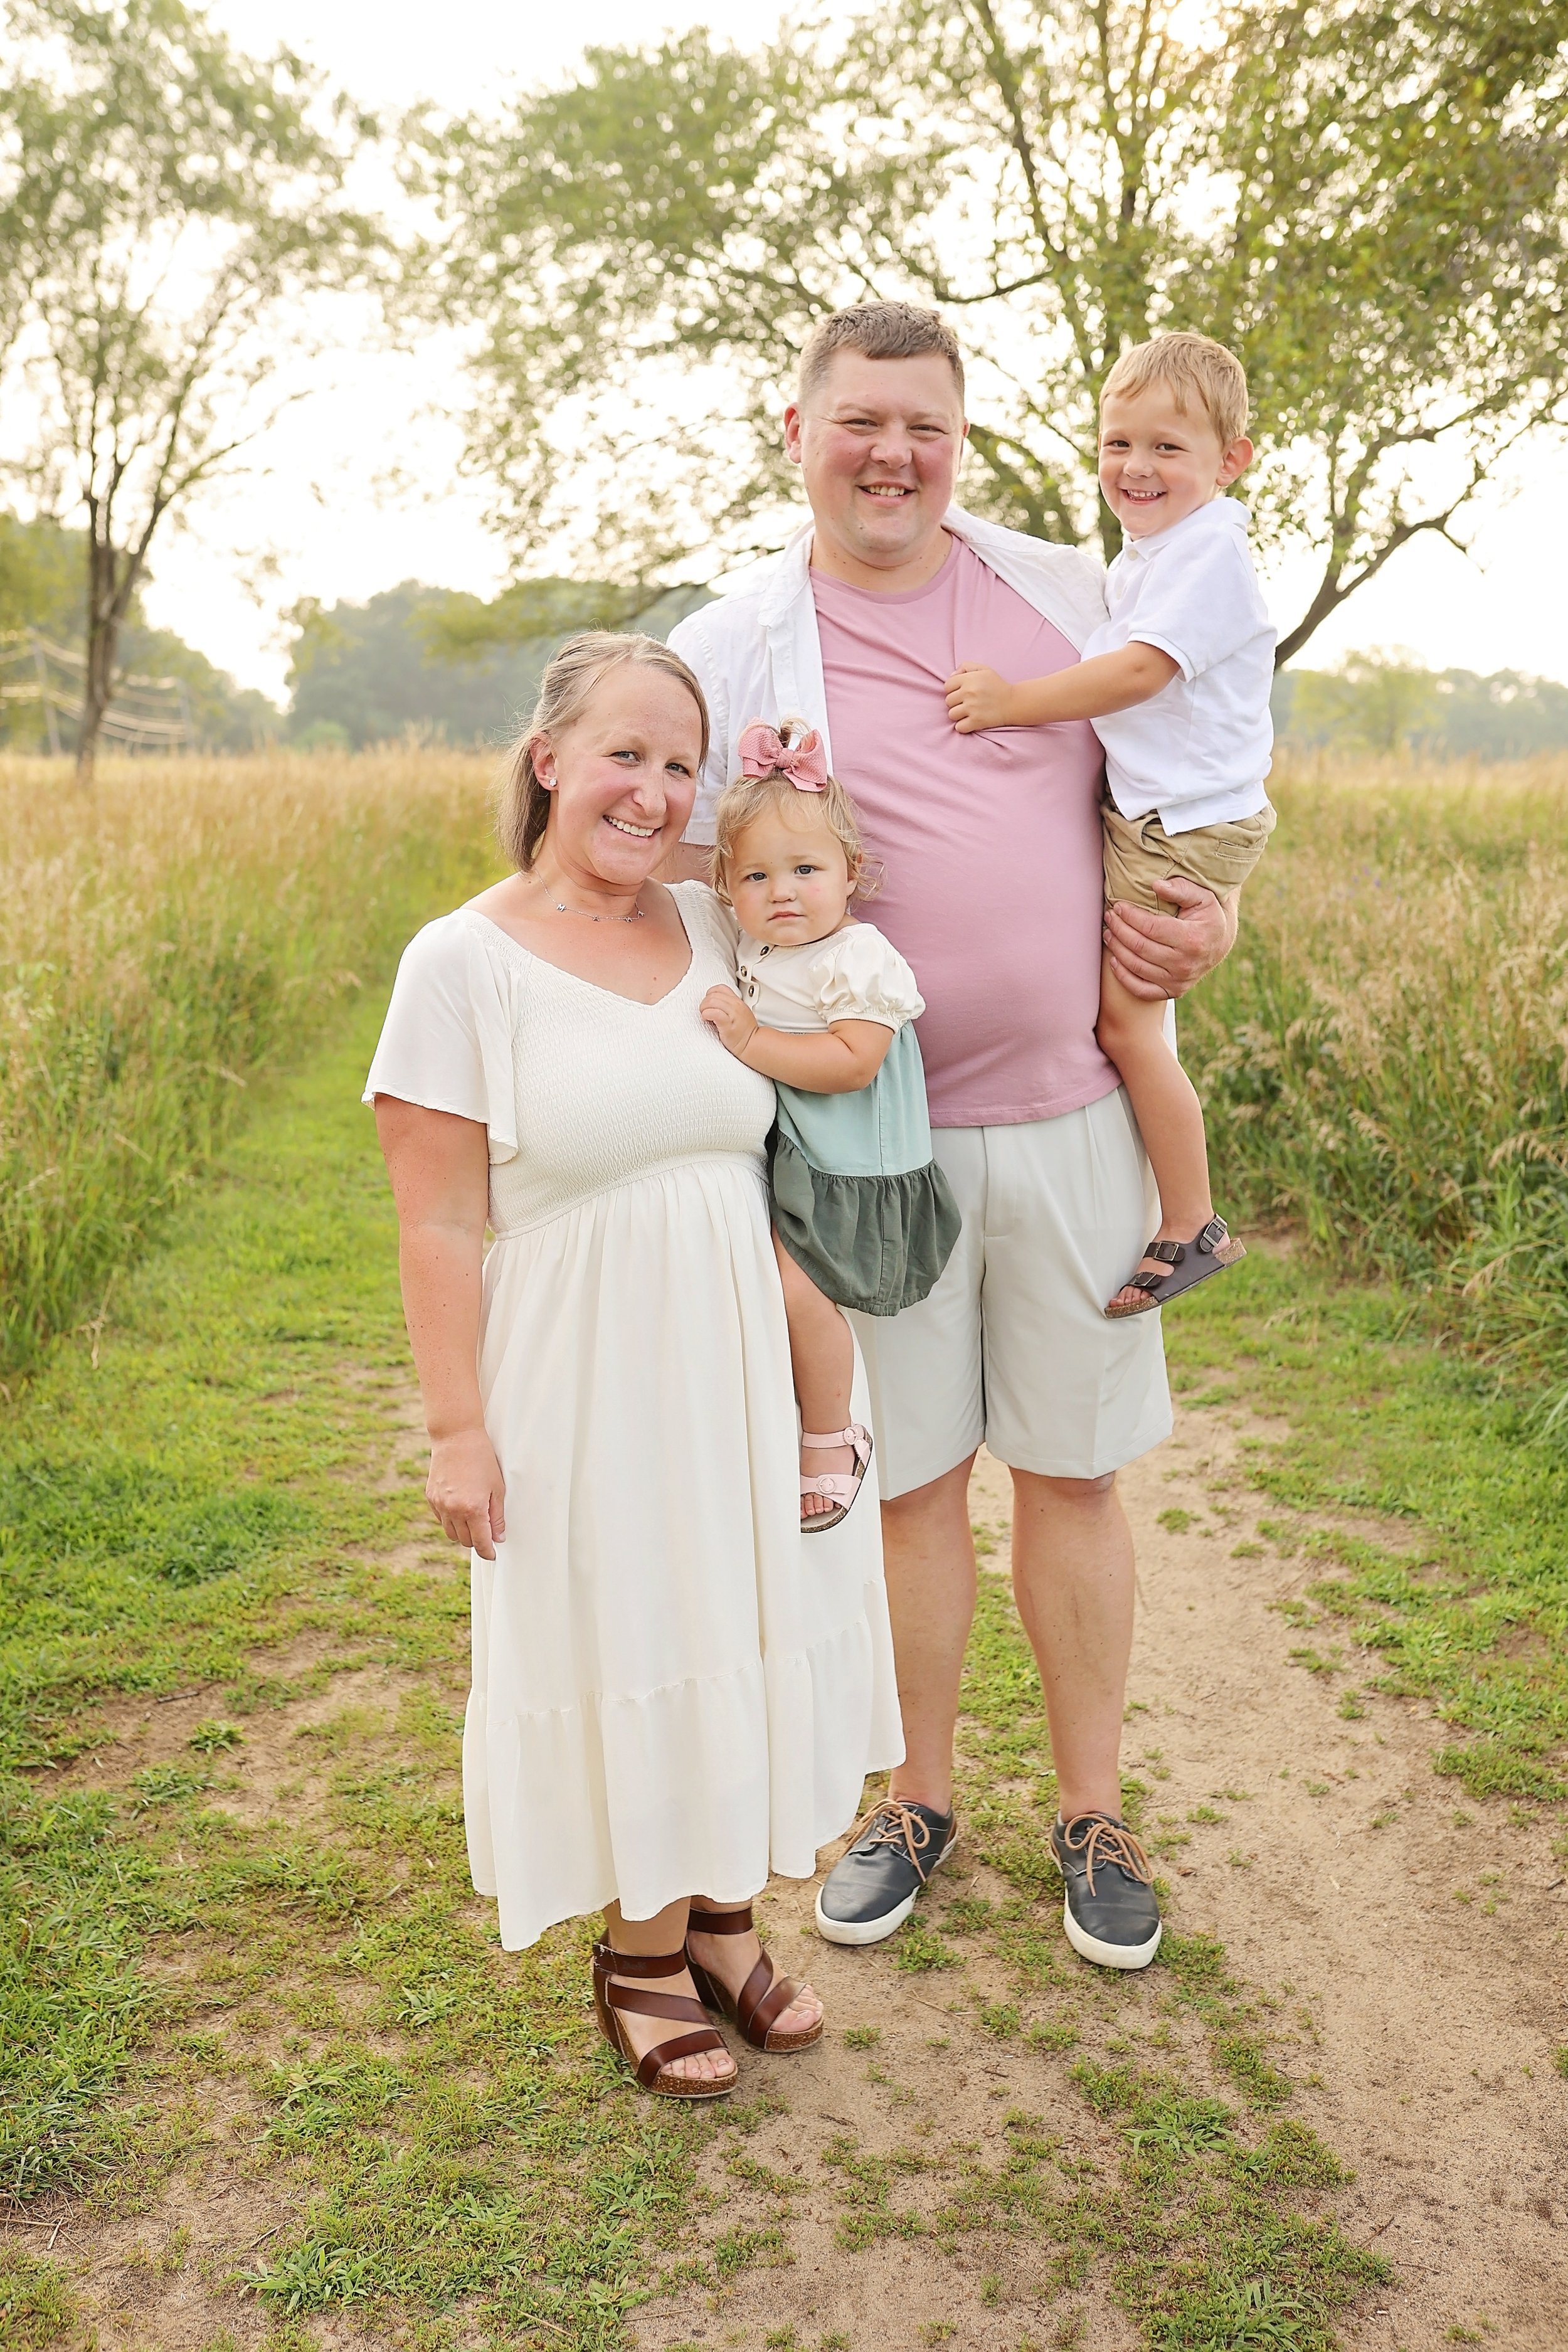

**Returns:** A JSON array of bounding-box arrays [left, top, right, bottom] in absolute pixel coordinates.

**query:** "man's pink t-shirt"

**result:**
[[813, 536, 1116, 1130]]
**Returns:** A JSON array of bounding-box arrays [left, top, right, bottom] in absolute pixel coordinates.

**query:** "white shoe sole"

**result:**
[[1061, 1895, 1162, 1971], [813, 1829, 956, 1947]]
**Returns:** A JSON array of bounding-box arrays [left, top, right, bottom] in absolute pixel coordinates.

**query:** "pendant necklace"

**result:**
[[539, 879, 644, 924]]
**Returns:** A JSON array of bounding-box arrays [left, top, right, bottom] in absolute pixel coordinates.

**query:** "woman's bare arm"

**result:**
[[373, 1096, 506, 1560], [699, 988, 894, 1093]]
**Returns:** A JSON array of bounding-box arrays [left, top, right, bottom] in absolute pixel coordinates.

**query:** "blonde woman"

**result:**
[[365, 633, 901, 2099]]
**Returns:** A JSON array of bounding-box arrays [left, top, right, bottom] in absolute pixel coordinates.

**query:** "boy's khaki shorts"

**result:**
[[1103, 796, 1276, 912]]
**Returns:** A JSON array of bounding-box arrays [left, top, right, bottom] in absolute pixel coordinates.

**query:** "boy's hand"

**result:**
[[701, 985, 760, 1058], [944, 663, 1015, 733]]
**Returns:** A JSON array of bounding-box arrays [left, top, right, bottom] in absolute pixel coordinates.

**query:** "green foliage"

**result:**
[[1274, 657, 1568, 762], [284, 579, 714, 746], [0, 0, 371, 773], [426, 2, 1568, 660]]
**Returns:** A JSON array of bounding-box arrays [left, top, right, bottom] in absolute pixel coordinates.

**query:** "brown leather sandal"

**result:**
[[684, 1903, 824, 2052], [590, 1941, 738, 2100]]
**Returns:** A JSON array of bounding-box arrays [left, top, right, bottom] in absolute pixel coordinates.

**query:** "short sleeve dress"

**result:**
[[364, 881, 903, 1951], [733, 921, 961, 1318]]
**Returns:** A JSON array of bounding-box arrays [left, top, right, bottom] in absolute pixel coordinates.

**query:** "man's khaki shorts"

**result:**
[[1103, 797, 1276, 913], [847, 1089, 1172, 1500]]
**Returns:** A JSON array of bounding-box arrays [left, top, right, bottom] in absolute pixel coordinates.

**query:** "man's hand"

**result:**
[[701, 984, 760, 1057], [426, 1428, 507, 1561], [1103, 874, 1237, 1002], [944, 663, 1016, 733]]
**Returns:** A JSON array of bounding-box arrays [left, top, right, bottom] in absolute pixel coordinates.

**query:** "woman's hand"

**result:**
[[426, 1428, 507, 1560], [944, 663, 1015, 733], [701, 984, 760, 1059]]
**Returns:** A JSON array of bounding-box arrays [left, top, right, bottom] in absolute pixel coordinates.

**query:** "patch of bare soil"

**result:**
[[635, 1416, 1568, 2352]]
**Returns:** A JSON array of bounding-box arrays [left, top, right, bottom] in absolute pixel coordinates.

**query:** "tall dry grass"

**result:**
[[1187, 751, 1568, 1392], [0, 751, 497, 1375]]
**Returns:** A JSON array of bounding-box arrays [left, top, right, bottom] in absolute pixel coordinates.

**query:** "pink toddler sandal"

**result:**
[[800, 1423, 873, 1534]]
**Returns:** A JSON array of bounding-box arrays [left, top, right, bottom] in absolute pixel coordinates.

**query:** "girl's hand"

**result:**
[[701, 984, 760, 1059], [944, 663, 1014, 733], [426, 1428, 507, 1560]]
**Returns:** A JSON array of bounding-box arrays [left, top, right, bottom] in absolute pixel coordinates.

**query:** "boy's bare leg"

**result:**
[[774, 1232, 856, 1512], [1095, 946, 1215, 1311], [882, 1454, 980, 1815]]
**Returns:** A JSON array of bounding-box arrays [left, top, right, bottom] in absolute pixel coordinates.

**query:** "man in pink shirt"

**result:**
[[670, 304, 1236, 1970]]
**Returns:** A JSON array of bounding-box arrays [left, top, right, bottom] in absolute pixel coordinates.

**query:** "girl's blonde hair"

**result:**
[[498, 630, 710, 871], [711, 721, 871, 903]]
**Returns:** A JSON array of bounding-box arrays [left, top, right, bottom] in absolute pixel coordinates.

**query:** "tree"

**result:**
[[0, 0, 372, 780], [426, 1, 1568, 661]]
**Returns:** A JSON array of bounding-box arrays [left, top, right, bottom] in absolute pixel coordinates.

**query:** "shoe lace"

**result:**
[[1061, 1813, 1153, 1896], [848, 1797, 940, 1883]]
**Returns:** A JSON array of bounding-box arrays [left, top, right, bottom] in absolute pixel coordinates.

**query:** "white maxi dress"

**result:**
[[364, 881, 904, 1950]]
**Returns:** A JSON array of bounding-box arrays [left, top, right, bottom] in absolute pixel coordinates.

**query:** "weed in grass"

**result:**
[[842, 2024, 881, 2050], [1157, 1507, 1197, 1532], [1338, 1691, 1367, 1719], [1552, 2047, 1568, 2079], [892, 1916, 961, 1973]]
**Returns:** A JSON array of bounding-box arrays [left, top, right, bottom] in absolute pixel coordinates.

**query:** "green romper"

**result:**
[[733, 916, 961, 1318]]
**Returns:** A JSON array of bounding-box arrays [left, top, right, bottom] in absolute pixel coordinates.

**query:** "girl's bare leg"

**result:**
[[773, 1231, 855, 1515], [1095, 946, 1216, 1312], [601, 1898, 734, 2087]]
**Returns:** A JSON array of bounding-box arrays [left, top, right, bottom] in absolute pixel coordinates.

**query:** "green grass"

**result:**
[[1163, 1251, 1568, 1803]]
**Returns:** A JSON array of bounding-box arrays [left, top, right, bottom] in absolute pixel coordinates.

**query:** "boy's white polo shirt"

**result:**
[[1086, 495, 1276, 836]]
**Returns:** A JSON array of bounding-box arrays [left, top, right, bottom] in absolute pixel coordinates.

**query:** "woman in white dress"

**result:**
[[366, 633, 901, 2099]]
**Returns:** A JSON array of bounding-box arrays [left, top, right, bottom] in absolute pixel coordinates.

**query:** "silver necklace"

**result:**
[[539, 882, 644, 924]]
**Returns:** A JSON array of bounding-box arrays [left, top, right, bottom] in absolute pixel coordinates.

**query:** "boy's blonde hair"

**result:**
[[498, 630, 709, 871], [1101, 331, 1249, 449], [711, 721, 871, 903]]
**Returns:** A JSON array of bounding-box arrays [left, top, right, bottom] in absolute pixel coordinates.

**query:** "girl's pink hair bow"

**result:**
[[737, 717, 829, 792]]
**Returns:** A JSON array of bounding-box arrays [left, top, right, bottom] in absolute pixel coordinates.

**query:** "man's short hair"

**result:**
[[798, 302, 965, 408], [1101, 332, 1249, 448]]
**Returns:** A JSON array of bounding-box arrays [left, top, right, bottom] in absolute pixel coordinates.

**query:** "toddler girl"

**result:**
[[700, 719, 960, 1532]]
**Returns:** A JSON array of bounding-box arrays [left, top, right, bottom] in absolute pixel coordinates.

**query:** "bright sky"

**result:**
[[151, 0, 1566, 702]]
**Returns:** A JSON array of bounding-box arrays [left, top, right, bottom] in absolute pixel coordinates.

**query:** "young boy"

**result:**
[[945, 330, 1276, 1317]]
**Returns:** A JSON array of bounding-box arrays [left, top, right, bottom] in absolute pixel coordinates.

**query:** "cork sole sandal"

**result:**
[[590, 1941, 738, 2100], [800, 1423, 873, 1535], [685, 1902, 825, 2052], [1103, 1217, 1247, 1320]]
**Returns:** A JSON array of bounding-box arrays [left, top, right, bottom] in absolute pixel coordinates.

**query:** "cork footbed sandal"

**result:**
[[590, 1941, 738, 2100], [684, 1902, 825, 2052], [800, 1422, 873, 1534], [1103, 1216, 1246, 1319]]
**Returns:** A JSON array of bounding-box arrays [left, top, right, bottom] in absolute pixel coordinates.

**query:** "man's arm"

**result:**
[[1104, 874, 1237, 1002]]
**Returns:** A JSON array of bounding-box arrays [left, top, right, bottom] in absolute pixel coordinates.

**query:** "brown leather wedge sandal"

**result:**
[[684, 1903, 825, 2052], [590, 1941, 738, 2101]]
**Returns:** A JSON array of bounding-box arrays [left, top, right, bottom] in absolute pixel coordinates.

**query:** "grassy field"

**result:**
[[1189, 751, 1568, 1396], [0, 750, 496, 1376]]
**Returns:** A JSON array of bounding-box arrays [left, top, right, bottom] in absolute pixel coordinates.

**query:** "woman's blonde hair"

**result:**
[[497, 630, 710, 871], [710, 721, 872, 903]]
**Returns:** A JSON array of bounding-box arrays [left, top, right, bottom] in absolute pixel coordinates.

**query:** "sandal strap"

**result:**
[[633, 2025, 729, 2089], [802, 1473, 861, 1502], [1196, 1216, 1229, 1253], [1141, 1239, 1184, 1266], [591, 1939, 686, 1979], [736, 1951, 800, 2043], [687, 1904, 755, 1934], [801, 1422, 872, 1466]]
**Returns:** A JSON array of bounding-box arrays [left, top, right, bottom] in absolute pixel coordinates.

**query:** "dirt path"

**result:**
[[636, 1410, 1568, 2352]]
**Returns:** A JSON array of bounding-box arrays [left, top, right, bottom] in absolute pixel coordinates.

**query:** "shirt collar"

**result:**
[[1121, 494, 1248, 560]]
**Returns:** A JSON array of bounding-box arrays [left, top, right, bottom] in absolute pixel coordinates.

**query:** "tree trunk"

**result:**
[[75, 530, 122, 788]]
